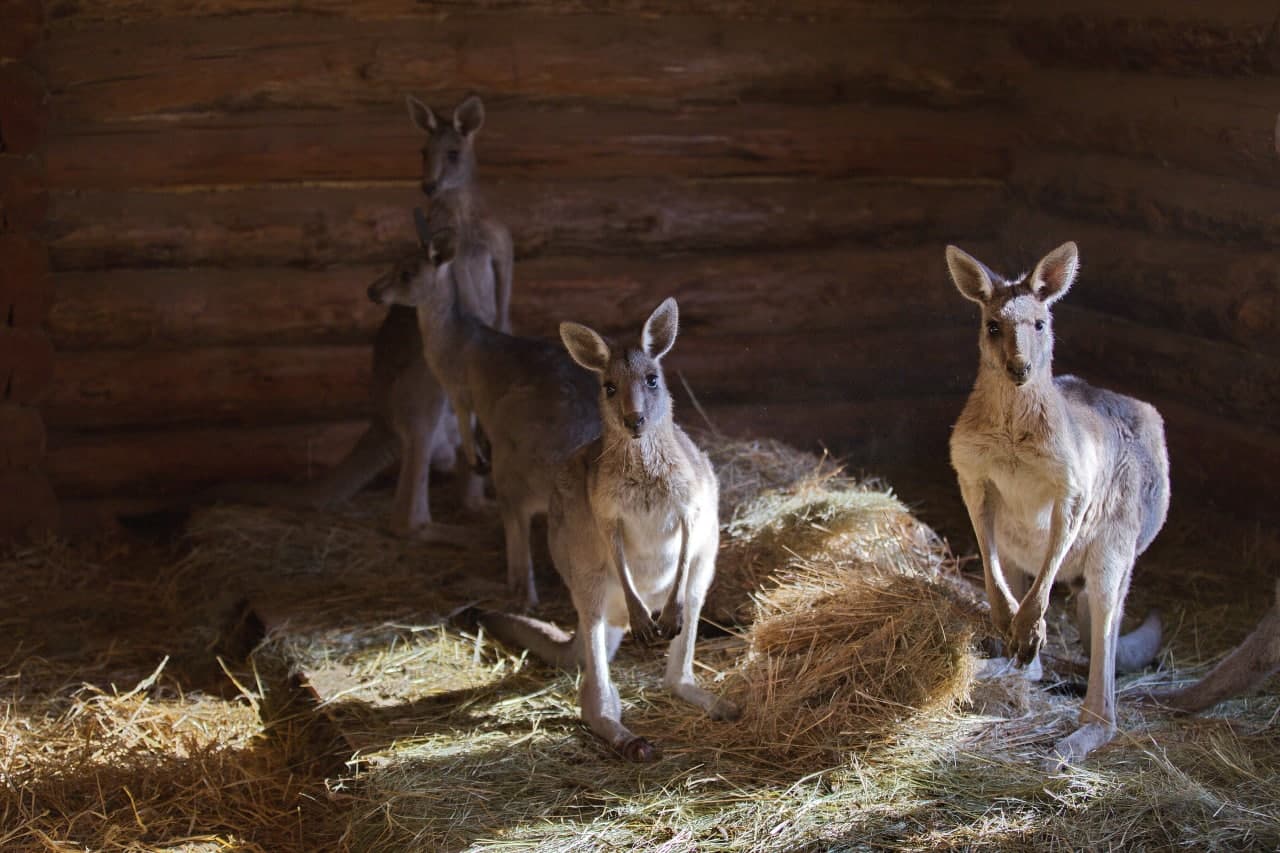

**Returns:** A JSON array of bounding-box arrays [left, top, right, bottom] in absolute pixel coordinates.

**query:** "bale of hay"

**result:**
[[701, 435, 952, 626], [707, 566, 981, 769]]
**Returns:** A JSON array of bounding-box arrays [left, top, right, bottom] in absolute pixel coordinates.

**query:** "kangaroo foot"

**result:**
[[1043, 722, 1115, 773], [614, 734, 661, 763]]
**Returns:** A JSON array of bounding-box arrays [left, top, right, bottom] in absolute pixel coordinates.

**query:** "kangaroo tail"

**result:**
[[1150, 580, 1280, 713], [478, 610, 578, 670], [205, 422, 398, 509]]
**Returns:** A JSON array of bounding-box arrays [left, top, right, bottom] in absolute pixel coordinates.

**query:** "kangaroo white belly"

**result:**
[[620, 504, 682, 602]]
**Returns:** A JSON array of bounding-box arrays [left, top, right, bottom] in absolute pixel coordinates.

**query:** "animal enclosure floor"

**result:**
[[2, 447, 1278, 852]]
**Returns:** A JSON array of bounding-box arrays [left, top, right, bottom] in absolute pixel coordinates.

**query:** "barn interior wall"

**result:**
[[21, 0, 1280, 532]]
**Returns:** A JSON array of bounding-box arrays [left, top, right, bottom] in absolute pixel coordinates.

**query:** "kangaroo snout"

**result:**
[[1006, 360, 1031, 384], [367, 280, 387, 304], [623, 412, 646, 435], [421, 180, 438, 196]]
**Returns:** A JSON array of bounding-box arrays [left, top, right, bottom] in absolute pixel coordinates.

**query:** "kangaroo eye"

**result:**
[[604, 382, 617, 397], [645, 374, 659, 389], [447, 150, 460, 164], [1034, 319, 1045, 331], [986, 321, 1001, 337]]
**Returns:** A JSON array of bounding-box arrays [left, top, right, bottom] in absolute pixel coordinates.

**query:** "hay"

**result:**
[[3, 435, 1279, 852]]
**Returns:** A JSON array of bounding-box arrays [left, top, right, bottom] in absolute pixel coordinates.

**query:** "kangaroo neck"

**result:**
[[973, 365, 1058, 432], [433, 184, 484, 226], [415, 268, 473, 374], [604, 419, 678, 478]]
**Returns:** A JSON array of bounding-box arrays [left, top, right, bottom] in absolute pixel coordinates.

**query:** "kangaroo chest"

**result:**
[[613, 481, 688, 595]]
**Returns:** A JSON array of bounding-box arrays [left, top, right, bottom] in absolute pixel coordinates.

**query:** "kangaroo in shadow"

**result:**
[[479, 298, 739, 761], [947, 241, 1169, 770], [1145, 579, 1280, 713], [368, 212, 600, 608]]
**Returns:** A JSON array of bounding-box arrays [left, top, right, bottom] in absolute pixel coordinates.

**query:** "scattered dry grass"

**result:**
[[2, 436, 1277, 852]]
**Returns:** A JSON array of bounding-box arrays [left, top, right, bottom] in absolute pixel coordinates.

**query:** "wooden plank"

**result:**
[[0, 154, 49, 232], [0, 0, 41, 59], [47, 419, 367, 498], [1009, 5, 1280, 76], [1014, 152, 1280, 249], [44, 327, 976, 429], [0, 404, 45, 467], [1014, 215, 1280, 358], [44, 103, 1012, 190], [1056, 306, 1280, 431], [1022, 71, 1280, 187], [0, 233, 52, 328], [0, 469, 58, 539], [45, 178, 1010, 270], [0, 327, 54, 404], [0, 64, 47, 157], [41, 13, 1023, 125], [47, 245, 986, 350]]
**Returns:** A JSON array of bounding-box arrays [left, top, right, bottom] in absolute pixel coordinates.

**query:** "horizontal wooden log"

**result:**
[[0, 404, 45, 466], [0, 64, 47, 157], [0, 234, 51, 327], [1012, 215, 1280, 358], [1014, 152, 1280, 249], [0, 154, 48, 232], [44, 103, 1012, 190], [47, 419, 367, 499], [46, 178, 1009, 270], [0, 327, 54, 403], [1022, 71, 1280, 187], [1056, 306, 1280, 431], [0, 0, 41, 59], [48, 245, 986, 350], [44, 327, 976, 429], [0, 469, 58, 539], [41, 13, 1022, 125], [1010, 4, 1280, 75], [45, 392, 968, 499]]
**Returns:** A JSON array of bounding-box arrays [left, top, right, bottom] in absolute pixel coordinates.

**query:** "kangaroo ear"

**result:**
[[1030, 241, 1079, 304], [407, 95, 437, 133], [427, 229, 457, 267], [454, 94, 485, 137], [642, 297, 679, 360], [560, 322, 611, 373], [945, 245, 998, 304], [413, 207, 432, 248]]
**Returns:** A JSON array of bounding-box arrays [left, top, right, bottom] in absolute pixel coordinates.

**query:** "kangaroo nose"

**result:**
[[421, 180, 438, 196], [367, 284, 382, 303], [624, 413, 646, 431], [1007, 361, 1031, 382]]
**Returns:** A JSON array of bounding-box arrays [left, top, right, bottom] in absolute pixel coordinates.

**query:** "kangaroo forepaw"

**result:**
[[615, 734, 661, 763], [1007, 612, 1046, 666], [655, 603, 684, 640], [628, 604, 665, 645]]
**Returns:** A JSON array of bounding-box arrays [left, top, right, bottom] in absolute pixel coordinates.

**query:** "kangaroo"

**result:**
[[368, 212, 600, 608], [1145, 579, 1280, 713], [407, 93, 513, 335], [479, 298, 739, 761], [209, 260, 491, 546], [946, 241, 1170, 770]]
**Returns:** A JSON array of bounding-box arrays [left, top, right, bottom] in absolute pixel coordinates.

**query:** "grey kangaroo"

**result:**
[[480, 298, 739, 761], [368, 212, 600, 608], [947, 241, 1170, 769]]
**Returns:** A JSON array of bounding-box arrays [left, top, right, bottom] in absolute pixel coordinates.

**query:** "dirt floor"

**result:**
[[2, 440, 1277, 852]]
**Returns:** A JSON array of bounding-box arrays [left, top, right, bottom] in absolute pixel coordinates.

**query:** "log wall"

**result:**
[[23, 0, 1280, 528], [1, 0, 58, 538]]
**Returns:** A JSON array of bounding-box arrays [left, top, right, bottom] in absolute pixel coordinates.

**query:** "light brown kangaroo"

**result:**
[[407, 93, 513, 335], [1146, 579, 1280, 713], [947, 241, 1170, 770], [479, 298, 739, 761], [368, 212, 600, 608]]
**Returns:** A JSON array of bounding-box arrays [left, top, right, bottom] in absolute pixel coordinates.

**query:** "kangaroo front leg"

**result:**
[[580, 612, 658, 762], [611, 522, 663, 644], [1010, 494, 1084, 666], [960, 478, 1017, 636], [654, 517, 689, 639]]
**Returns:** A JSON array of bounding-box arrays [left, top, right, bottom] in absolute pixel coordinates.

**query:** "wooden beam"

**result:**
[[44, 103, 1012, 190], [47, 245, 983, 350], [44, 327, 976, 429], [0, 233, 51, 328], [0, 64, 47, 157], [0, 469, 58, 538], [45, 178, 1009, 270], [0, 404, 44, 467], [0, 327, 54, 404], [0, 0, 41, 60], [0, 154, 49, 232], [41, 13, 1022, 125]]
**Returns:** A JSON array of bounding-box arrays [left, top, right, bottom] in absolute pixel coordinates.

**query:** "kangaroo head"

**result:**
[[367, 210, 457, 308], [407, 93, 484, 198], [946, 242, 1078, 387], [561, 298, 680, 440]]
